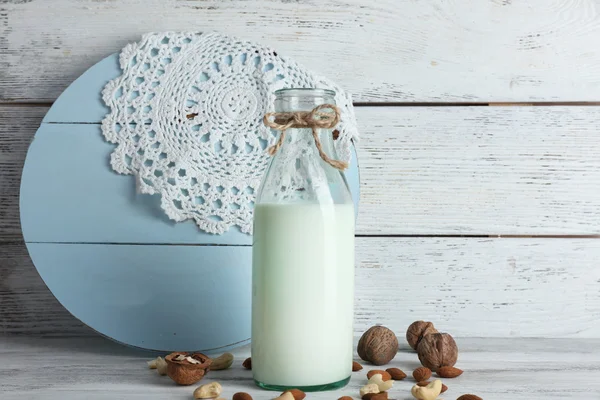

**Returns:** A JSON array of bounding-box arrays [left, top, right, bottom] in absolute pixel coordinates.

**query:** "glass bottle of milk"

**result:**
[[252, 88, 355, 391]]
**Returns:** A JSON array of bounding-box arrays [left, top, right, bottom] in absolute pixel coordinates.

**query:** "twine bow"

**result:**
[[263, 104, 348, 170]]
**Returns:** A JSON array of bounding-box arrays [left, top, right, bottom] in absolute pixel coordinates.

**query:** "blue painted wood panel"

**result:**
[[28, 242, 251, 352], [20, 51, 360, 351], [24, 53, 360, 244], [43, 54, 121, 124], [20, 124, 252, 245], [20, 123, 359, 244]]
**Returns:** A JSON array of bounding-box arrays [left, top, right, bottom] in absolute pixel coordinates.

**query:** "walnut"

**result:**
[[165, 352, 211, 385], [406, 321, 438, 350], [417, 333, 458, 371], [357, 326, 399, 366]]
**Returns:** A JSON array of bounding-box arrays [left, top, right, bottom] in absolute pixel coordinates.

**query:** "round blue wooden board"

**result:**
[[20, 53, 360, 352]]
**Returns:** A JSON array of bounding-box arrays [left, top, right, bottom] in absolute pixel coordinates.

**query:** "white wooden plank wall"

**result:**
[[1, 0, 600, 339], [357, 106, 600, 235], [3, 238, 600, 338], [2, 0, 600, 102], [3, 106, 599, 239]]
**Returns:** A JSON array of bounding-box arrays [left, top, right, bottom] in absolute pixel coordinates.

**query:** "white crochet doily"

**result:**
[[102, 32, 358, 234]]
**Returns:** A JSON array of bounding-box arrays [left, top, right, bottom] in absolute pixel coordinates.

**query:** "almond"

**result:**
[[457, 395, 482, 400], [441, 383, 448, 393], [412, 366, 432, 382], [367, 369, 392, 381], [233, 393, 253, 400], [362, 392, 388, 400], [385, 367, 406, 380], [338, 397, 353, 400], [353, 361, 364, 371], [437, 366, 463, 378], [242, 357, 252, 370], [416, 380, 430, 386], [283, 389, 306, 400]]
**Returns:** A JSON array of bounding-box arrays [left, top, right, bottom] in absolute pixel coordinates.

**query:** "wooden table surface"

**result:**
[[2, 336, 599, 400]]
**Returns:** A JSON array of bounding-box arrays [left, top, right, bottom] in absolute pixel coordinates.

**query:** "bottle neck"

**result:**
[[274, 126, 336, 160], [257, 89, 351, 205], [272, 91, 339, 168]]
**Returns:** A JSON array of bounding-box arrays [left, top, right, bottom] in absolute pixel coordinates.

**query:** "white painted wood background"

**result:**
[[1, 0, 600, 397], [1, 0, 599, 336], [3, 106, 600, 239], [3, 0, 600, 102]]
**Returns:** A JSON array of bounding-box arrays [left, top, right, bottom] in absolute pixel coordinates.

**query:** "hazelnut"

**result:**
[[406, 321, 438, 350], [357, 326, 399, 365], [417, 333, 458, 371]]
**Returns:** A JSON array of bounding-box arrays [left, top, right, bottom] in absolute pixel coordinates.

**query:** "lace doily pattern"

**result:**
[[102, 32, 358, 234]]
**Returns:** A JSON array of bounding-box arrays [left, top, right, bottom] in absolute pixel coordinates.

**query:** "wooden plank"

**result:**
[[2, 105, 600, 239], [357, 106, 600, 235], [0, 241, 93, 337], [26, 242, 253, 351], [2, 0, 600, 102], [0, 337, 599, 400], [2, 238, 600, 338], [18, 122, 358, 244], [354, 237, 600, 338], [0, 106, 48, 241]]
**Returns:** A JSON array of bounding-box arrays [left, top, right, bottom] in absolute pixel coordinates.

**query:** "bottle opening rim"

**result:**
[[275, 88, 336, 98]]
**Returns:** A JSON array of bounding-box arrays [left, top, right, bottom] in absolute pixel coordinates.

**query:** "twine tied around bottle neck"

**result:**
[[263, 103, 348, 170]]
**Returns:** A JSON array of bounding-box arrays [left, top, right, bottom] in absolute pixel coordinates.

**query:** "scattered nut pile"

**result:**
[[350, 320, 478, 400], [144, 320, 482, 399]]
